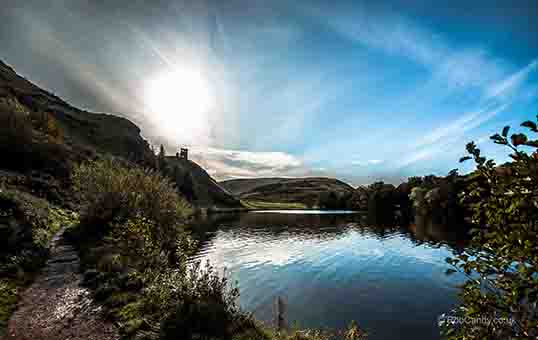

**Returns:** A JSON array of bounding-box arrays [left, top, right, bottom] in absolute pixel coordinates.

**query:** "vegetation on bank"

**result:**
[[441, 116, 538, 339], [0, 187, 78, 335], [241, 200, 308, 210], [68, 159, 367, 340]]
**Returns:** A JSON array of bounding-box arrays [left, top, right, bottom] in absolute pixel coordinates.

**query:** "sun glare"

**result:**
[[144, 65, 214, 143]]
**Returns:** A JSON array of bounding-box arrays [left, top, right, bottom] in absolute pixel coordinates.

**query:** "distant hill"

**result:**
[[220, 177, 355, 207], [166, 156, 242, 209]]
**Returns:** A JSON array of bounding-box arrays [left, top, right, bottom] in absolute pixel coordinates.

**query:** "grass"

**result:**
[[0, 279, 18, 336], [241, 200, 308, 210], [0, 188, 79, 335]]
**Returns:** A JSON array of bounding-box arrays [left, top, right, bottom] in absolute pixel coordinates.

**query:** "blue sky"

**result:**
[[1, 0, 537, 185]]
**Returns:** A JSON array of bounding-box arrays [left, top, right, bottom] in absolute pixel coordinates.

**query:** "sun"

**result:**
[[144, 65, 214, 143]]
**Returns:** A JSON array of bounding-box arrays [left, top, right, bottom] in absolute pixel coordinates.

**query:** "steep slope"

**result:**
[[0, 59, 155, 173], [0, 59, 243, 209], [220, 177, 355, 207], [166, 156, 242, 209]]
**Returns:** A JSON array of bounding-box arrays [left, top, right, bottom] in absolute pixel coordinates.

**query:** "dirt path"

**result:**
[[4, 227, 119, 340]]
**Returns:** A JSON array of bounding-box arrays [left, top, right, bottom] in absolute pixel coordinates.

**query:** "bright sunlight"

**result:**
[[144, 65, 214, 143]]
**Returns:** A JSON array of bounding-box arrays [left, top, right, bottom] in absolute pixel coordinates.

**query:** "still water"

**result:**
[[191, 210, 469, 340]]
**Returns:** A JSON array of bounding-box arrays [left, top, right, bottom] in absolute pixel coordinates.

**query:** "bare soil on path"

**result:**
[[4, 227, 119, 340]]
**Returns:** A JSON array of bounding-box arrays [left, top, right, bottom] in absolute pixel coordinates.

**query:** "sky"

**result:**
[[1, 0, 537, 186]]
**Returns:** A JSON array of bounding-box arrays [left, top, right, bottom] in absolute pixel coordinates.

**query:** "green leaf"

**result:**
[[490, 133, 503, 141], [502, 125, 510, 137], [511, 133, 528, 147], [521, 120, 538, 132], [524, 140, 538, 148], [459, 156, 472, 163], [445, 269, 457, 275]]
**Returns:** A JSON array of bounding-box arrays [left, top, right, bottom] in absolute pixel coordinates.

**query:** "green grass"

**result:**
[[0, 279, 18, 336], [241, 200, 308, 210], [0, 188, 79, 335]]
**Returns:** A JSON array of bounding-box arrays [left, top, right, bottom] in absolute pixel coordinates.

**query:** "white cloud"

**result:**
[[352, 159, 384, 166], [186, 146, 308, 181]]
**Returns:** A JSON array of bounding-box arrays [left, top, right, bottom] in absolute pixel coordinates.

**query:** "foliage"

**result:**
[[29, 110, 63, 144], [72, 159, 365, 340], [0, 97, 70, 176], [0, 98, 33, 170], [248, 320, 368, 340], [72, 158, 191, 248], [71, 160, 256, 339], [442, 116, 538, 339], [0, 187, 78, 335], [0, 279, 18, 336], [157, 144, 166, 173], [317, 191, 351, 210]]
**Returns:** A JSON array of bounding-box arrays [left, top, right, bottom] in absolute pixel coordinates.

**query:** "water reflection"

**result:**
[[189, 210, 469, 340]]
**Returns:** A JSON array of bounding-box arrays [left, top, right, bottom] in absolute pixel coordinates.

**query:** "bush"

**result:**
[[0, 97, 71, 177], [0, 98, 34, 172], [72, 158, 191, 249], [443, 117, 538, 339]]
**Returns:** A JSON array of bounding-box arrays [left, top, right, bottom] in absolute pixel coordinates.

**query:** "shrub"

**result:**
[[0, 98, 33, 171], [443, 117, 538, 339], [72, 158, 191, 250]]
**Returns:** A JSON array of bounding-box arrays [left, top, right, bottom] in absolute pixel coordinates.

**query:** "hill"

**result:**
[[0, 60, 155, 172], [165, 156, 242, 209], [0, 59, 239, 209], [219, 177, 355, 208]]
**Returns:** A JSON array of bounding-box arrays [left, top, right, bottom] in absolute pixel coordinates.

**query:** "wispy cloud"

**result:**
[[398, 59, 537, 168], [485, 59, 538, 100], [304, 3, 509, 92], [413, 103, 509, 150]]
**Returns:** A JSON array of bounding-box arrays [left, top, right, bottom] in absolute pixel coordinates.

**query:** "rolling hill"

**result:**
[[220, 177, 355, 207]]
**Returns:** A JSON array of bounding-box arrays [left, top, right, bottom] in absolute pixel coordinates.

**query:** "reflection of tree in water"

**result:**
[[189, 205, 470, 254]]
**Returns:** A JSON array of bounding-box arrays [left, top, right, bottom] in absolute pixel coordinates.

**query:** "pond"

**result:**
[[190, 210, 469, 340]]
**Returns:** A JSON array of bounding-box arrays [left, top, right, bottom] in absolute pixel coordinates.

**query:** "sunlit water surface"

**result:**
[[191, 211, 468, 340]]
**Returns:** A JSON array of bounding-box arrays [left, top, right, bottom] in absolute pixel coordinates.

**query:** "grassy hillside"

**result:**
[[0, 60, 155, 171], [165, 156, 243, 209], [220, 177, 355, 208]]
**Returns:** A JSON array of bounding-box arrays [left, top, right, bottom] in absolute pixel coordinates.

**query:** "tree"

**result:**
[[318, 191, 341, 209], [158, 144, 166, 173], [442, 116, 538, 339], [181, 172, 196, 202]]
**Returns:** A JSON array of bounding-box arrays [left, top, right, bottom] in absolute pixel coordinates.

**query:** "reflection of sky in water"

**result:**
[[192, 213, 467, 340]]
